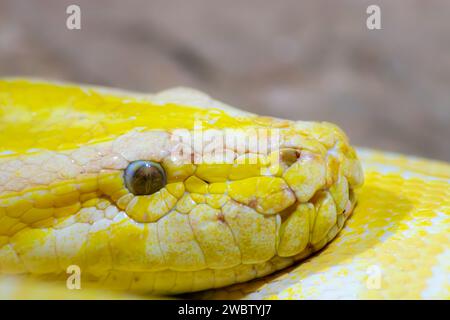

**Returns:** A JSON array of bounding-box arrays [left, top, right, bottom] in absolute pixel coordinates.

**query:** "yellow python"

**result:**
[[0, 79, 448, 299]]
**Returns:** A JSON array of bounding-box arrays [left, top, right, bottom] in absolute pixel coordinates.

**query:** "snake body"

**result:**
[[0, 79, 448, 299]]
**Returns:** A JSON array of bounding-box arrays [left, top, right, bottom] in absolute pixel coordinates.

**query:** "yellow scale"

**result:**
[[0, 79, 448, 299]]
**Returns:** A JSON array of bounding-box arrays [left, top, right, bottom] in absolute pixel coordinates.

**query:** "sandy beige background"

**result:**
[[0, 0, 449, 161]]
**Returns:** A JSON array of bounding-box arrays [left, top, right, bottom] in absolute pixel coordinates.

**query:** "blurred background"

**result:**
[[0, 0, 449, 161]]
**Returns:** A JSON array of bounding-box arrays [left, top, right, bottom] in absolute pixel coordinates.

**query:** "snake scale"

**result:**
[[0, 79, 448, 299]]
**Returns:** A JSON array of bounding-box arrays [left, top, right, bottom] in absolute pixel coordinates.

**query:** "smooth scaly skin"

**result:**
[[0, 79, 362, 295], [0, 79, 448, 299], [197, 150, 450, 300]]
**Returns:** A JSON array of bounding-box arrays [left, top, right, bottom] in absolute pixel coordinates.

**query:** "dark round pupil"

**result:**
[[124, 161, 166, 196]]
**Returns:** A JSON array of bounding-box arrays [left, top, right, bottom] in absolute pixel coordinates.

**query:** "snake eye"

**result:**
[[124, 161, 167, 196]]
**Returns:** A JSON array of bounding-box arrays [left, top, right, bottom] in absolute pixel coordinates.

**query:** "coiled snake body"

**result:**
[[0, 79, 448, 299]]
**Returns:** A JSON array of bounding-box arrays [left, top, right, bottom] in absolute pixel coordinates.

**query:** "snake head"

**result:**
[[0, 80, 363, 294]]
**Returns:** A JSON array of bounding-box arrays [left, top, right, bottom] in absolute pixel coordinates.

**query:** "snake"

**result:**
[[0, 79, 448, 299]]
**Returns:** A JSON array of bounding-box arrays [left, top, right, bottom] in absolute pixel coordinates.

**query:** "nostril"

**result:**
[[280, 148, 301, 167]]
